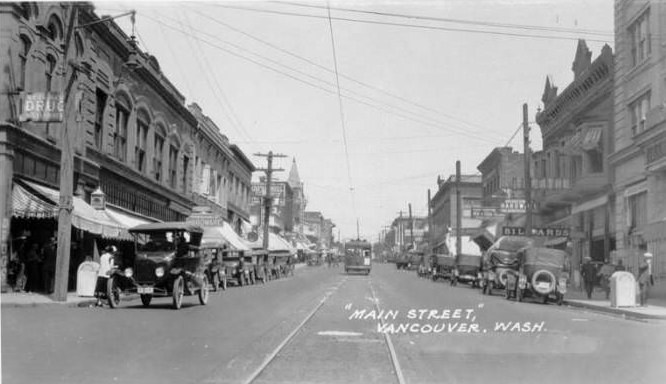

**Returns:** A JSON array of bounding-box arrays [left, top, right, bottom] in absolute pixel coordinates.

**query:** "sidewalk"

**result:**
[[563, 279, 666, 320]]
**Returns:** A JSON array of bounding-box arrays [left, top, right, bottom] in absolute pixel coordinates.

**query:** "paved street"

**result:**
[[3, 264, 666, 384]]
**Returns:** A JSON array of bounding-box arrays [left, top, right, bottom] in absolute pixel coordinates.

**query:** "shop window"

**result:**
[[45, 54, 56, 92], [19, 35, 31, 90], [114, 96, 130, 161], [629, 9, 650, 67], [94, 89, 107, 150], [630, 92, 651, 136], [135, 112, 149, 173]]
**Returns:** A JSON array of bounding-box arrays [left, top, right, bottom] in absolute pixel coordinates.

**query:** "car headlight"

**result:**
[[124, 268, 133, 278], [155, 267, 165, 277]]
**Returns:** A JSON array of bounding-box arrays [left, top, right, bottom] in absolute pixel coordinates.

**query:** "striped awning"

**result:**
[[12, 183, 57, 219], [581, 127, 603, 151]]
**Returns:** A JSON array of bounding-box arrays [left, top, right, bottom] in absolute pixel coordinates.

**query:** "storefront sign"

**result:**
[[500, 199, 537, 213], [186, 213, 225, 227], [502, 226, 569, 237], [251, 183, 285, 205], [471, 207, 502, 218], [646, 139, 666, 164], [19, 92, 64, 122]]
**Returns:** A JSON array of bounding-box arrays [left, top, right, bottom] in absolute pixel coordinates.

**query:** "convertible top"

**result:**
[[129, 221, 204, 234]]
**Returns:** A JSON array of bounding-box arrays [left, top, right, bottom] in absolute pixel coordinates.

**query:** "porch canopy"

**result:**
[[14, 180, 130, 240], [201, 222, 250, 251]]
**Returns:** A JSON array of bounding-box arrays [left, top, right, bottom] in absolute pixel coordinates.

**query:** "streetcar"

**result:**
[[344, 239, 372, 275]]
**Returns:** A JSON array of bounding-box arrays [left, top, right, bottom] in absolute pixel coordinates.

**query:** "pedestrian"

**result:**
[[24, 243, 42, 293], [41, 237, 57, 294], [581, 257, 597, 299], [637, 259, 653, 307], [95, 245, 116, 307]]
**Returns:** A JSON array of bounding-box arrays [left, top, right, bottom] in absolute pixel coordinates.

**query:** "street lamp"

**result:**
[[53, 6, 137, 301]]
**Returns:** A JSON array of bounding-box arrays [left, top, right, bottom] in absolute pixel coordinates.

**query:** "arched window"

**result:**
[[154, 124, 166, 181], [19, 35, 31, 90], [135, 109, 150, 173], [74, 33, 84, 58], [114, 93, 131, 162], [46, 15, 63, 41], [45, 54, 56, 92], [168, 141, 179, 189]]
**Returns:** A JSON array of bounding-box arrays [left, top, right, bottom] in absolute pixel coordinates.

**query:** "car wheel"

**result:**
[[172, 276, 184, 310], [106, 276, 121, 309], [198, 274, 209, 305], [140, 294, 152, 307]]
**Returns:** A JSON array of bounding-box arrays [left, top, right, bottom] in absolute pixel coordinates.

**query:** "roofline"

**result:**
[[230, 144, 256, 171]]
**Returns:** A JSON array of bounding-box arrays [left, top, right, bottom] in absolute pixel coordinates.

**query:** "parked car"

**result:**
[[430, 253, 456, 281], [480, 236, 535, 295], [505, 247, 569, 305], [198, 241, 226, 292], [451, 254, 482, 287], [107, 222, 210, 310]]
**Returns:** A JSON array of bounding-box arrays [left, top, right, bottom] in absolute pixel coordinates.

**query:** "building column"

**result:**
[[0, 124, 16, 292]]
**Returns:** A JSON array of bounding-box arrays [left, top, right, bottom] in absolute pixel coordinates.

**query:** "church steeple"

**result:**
[[287, 158, 301, 189]]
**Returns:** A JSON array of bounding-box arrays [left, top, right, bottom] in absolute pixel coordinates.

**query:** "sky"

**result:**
[[98, 0, 614, 242]]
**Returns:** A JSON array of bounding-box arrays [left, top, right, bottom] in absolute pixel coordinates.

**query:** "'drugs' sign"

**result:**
[[19, 92, 64, 122]]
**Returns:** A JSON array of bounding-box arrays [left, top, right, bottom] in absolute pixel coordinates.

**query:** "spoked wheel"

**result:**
[[107, 276, 121, 309], [172, 276, 184, 310], [198, 275, 209, 305], [140, 294, 152, 307]]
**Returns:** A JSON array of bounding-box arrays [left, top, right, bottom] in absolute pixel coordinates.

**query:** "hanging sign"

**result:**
[[19, 92, 64, 122]]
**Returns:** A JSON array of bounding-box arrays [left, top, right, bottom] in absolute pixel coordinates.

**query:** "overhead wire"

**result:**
[[203, 3, 613, 44], [187, 4, 501, 139], [142, 12, 504, 145]]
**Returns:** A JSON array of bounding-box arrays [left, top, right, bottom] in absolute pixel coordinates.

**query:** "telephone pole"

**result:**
[[408, 203, 414, 250], [254, 151, 287, 250], [427, 189, 432, 254], [523, 103, 533, 236], [456, 160, 462, 257]]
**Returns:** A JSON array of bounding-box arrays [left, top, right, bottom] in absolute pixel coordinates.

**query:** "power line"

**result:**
[[276, 1, 614, 37], [204, 3, 613, 44], [143, 13, 504, 145], [186, 4, 501, 139], [327, 2, 356, 219]]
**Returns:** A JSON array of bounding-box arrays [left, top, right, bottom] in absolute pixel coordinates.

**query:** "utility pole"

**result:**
[[397, 210, 404, 252], [456, 160, 462, 257], [523, 103, 533, 236], [254, 151, 286, 250], [408, 203, 414, 250], [427, 189, 432, 254], [356, 218, 360, 240]]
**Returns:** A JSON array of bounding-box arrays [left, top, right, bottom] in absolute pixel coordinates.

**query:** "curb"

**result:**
[[564, 300, 666, 320]]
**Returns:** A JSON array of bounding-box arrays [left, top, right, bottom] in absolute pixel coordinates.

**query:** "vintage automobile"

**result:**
[[107, 222, 210, 310], [451, 254, 482, 287], [479, 236, 535, 296], [417, 253, 432, 278], [221, 250, 253, 287], [504, 247, 569, 305], [430, 253, 456, 281], [198, 241, 226, 292], [406, 251, 422, 271]]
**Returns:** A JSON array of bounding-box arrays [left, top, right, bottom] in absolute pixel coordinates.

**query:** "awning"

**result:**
[[20, 180, 129, 239], [581, 127, 603, 151], [12, 183, 57, 219], [543, 237, 568, 247], [571, 195, 608, 215], [105, 206, 155, 229], [202, 222, 251, 251]]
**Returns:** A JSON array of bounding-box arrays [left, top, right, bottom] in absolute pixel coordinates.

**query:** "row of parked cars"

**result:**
[[106, 222, 295, 310], [406, 236, 570, 305]]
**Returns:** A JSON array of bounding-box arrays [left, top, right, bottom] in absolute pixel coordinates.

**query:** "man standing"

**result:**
[[95, 246, 116, 307], [581, 257, 598, 299], [637, 253, 654, 306]]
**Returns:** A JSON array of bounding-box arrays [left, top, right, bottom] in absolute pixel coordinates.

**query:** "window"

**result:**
[[628, 192, 647, 231], [45, 55, 56, 92], [154, 129, 165, 181], [182, 155, 189, 193], [135, 113, 149, 173], [630, 92, 651, 135], [19, 35, 31, 90], [46, 15, 62, 41], [629, 9, 650, 67], [168, 144, 178, 189], [94, 89, 107, 150], [114, 97, 130, 161], [587, 150, 604, 173]]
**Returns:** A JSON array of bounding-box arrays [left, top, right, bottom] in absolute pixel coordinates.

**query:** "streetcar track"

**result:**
[[369, 281, 406, 384], [241, 277, 348, 384]]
